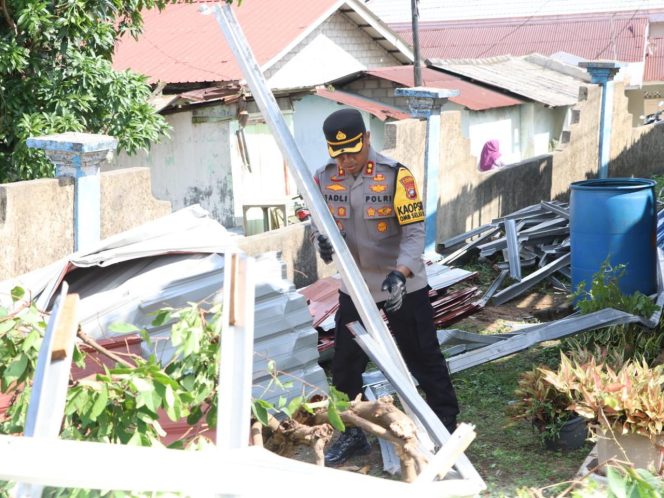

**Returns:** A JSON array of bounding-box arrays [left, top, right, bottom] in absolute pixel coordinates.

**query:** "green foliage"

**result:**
[[565, 260, 662, 364], [506, 365, 575, 444], [542, 353, 664, 437], [0, 0, 172, 181]]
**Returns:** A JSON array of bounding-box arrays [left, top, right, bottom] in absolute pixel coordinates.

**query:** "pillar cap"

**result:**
[[26, 132, 118, 153], [395, 86, 460, 99]]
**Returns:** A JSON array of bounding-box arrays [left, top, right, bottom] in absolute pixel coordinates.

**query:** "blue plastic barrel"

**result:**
[[570, 178, 657, 297]]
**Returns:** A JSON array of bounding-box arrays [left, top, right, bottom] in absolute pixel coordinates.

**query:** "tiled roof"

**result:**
[[646, 37, 664, 82], [394, 14, 648, 63], [113, 0, 340, 84], [315, 87, 411, 121], [366, 66, 523, 110]]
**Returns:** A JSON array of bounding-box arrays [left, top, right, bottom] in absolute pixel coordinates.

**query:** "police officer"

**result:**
[[311, 108, 459, 466]]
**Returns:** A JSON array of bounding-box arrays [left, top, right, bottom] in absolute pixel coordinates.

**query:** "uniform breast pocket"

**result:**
[[365, 216, 398, 241]]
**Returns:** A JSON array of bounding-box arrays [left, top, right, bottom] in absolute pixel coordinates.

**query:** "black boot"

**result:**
[[324, 427, 371, 466]]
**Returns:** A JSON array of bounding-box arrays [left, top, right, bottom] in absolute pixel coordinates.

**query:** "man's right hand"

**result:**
[[316, 234, 334, 263]]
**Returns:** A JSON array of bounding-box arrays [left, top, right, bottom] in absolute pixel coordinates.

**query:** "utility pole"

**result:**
[[411, 0, 422, 86]]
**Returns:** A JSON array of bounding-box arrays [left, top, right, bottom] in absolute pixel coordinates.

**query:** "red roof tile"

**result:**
[[315, 87, 411, 120], [646, 37, 664, 82], [113, 0, 339, 84], [393, 14, 647, 63], [366, 66, 523, 110]]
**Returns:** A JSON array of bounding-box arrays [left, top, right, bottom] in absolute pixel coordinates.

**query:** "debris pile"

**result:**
[[438, 200, 571, 305], [299, 258, 480, 358]]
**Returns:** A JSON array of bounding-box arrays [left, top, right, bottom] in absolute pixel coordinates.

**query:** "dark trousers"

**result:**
[[331, 288, 459, 421]]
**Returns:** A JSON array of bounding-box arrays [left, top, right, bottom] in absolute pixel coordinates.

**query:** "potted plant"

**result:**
[[507, 365, 587, 451], [542, 353, 664, 473]]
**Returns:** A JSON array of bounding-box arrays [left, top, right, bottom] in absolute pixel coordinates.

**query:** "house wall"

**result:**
[[0, 168, 171, 279], [265, 12, 402, 90], [293, 94, 389, 175], [111, 111, 236, 227]]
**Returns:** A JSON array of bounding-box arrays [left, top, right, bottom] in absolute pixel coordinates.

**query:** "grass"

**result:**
[[453, 343, 592, 497]]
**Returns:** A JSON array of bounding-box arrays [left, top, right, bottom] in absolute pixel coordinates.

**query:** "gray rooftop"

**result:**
[[427, 54, 591, 107]]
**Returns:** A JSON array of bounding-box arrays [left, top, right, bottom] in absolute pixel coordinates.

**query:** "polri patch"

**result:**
[[394, 167, 424, 225]]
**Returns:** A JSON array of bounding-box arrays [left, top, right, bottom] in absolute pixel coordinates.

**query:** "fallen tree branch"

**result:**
[[76, 329, 135, 368]]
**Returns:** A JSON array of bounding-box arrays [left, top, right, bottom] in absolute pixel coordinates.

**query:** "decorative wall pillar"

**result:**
[[27, 132, 118, 252], [579, 61, 621, 179], [395, 87, 459, 253]]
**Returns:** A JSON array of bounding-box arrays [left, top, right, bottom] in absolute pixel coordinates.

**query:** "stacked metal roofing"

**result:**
[[0, 206, 328, 408], [428, 54, 589, 107]]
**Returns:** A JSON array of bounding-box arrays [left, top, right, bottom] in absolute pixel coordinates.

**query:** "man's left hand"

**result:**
[[381, 270, 406, 313]]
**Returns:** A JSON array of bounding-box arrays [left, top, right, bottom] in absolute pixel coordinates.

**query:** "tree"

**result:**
[[0, 0, 175, 182]]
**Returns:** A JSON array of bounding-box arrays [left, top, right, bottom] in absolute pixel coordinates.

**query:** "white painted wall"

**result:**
[[462, 107, 521, 167], [365, 0, 664, 23], [293, 94, 387, 175], [266, 12, 401, 90], [110, 111, 236, 227]]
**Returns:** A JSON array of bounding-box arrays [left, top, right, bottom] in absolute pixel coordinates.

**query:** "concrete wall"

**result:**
[[236, 222, 336, 289], [0, 167, 171, 279], [383, 82, 664, 241]]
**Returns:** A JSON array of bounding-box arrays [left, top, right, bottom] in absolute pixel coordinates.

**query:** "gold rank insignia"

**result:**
[[369, 184, 387, 193], [394, 167, 424, 226], [336, 130, 347, 140], [377, 221, 388, 232], [367, 207, 376, 217], [377, 207, 393, 216], [326, 183, 347, 191], [337, 207, 347, 217], [365, 161, 374, 175], [374, 173, 385, 181]]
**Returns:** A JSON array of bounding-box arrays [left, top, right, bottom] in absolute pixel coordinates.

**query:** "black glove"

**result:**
[[315, 234, 334, 263], [381, 270, 407, 313]]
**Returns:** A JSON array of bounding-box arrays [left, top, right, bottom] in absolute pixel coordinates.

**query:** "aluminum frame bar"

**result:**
[[348, 322, 485, 487], [217, 253, 255, 450], [210, 5, 411, 377], [492, 253, 571, 305]]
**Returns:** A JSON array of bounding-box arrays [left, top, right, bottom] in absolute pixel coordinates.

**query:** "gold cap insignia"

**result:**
[[336, 130, 347, 140]]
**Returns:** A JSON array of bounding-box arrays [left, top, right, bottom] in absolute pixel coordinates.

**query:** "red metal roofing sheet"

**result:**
[[315, 87, 412, 120], [394, 15, 647, 63], [113, 0, 338, 84], [645, 37, 664, 82], [366, 66, 522, 111]]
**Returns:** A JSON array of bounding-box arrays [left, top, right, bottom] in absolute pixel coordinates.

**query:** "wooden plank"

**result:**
[[51, 294, 80, 361], [415, 423, 477, 482]]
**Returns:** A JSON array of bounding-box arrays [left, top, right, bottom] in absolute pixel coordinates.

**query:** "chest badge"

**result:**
[[367, 207, 376, 217], [377, 207, 393, 216], [326, 183, 347, 191], [337, 207, 347, 217], [369, 184, 387, 193], [373, 173, 385, 181], [377, 221, 388, 232]]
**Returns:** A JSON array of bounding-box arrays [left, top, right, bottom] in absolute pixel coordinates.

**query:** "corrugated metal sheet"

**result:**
[[646, 36, 664, 82], [315, 87, 411, 120], [428, 54, 588, 107], [113, 0, 339, 84], [394, 15, 648, 63], [0, 206, 328, 409], [366, 66, 523, 111]]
